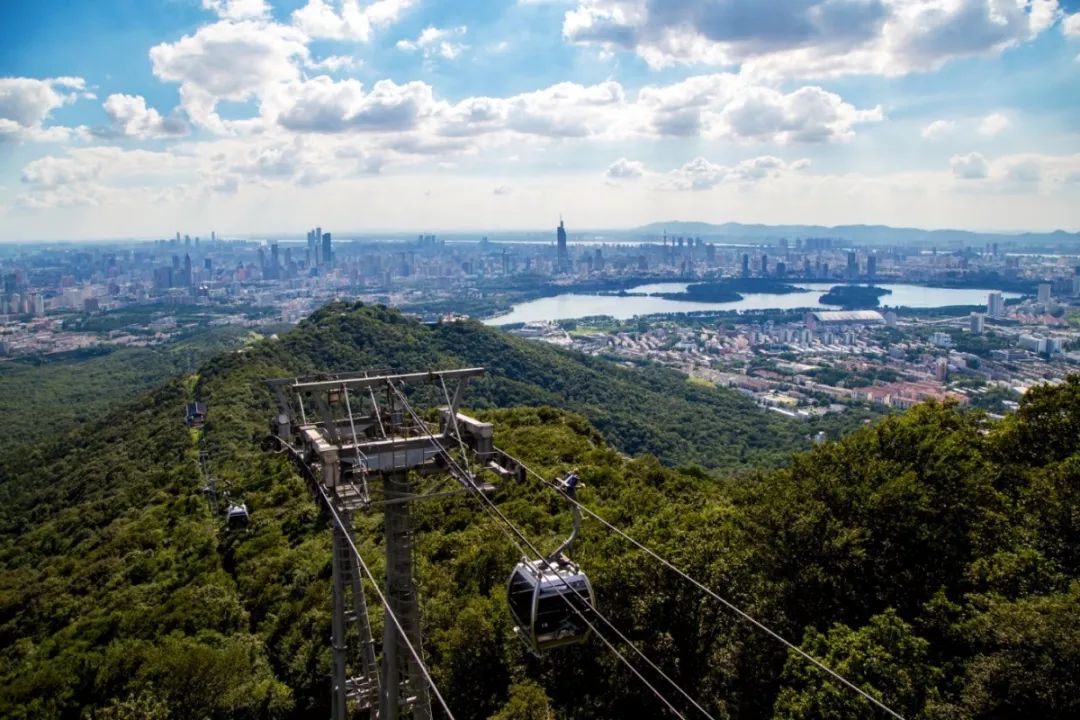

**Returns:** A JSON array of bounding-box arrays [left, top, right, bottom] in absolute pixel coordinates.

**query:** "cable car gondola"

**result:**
[[507, 472, 595, 654], [225, 502, 250, 529]]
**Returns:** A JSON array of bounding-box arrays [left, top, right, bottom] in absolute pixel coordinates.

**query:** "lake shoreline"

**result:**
[[484, 282, 1025, 325]]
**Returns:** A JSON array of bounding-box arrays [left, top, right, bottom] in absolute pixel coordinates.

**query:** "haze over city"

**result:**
[[2, 0, 1080, 241]]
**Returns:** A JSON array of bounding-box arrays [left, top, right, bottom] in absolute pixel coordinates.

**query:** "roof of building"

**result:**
[[810, 310, 886, 323]]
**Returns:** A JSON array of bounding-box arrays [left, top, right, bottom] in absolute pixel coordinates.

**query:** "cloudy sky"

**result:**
[[1, 0, 1078, 240]]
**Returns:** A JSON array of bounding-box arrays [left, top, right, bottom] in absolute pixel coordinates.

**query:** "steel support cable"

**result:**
[[439, 376, 472, 476], [506, 453, 909, 720], [388, 384, 710, 720], [341, 384, 371, 503], [316, 484, 456, 720], [368, 386, 387, 438], [297, 394, 308, 425]]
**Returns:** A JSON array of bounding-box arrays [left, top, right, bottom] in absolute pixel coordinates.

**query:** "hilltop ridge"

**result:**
[[633, 220, 1079, 245], [241, 302, 848, 469]]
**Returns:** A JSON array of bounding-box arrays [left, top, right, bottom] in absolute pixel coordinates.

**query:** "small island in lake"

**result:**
[[819, 284, 893, 309], [655, 279, 808, 303]]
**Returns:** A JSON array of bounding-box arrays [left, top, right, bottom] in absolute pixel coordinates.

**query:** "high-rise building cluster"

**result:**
[[1, 270, 45, 316], [307, 227, 333, 271]]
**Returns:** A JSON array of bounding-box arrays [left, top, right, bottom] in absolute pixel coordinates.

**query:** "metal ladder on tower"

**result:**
[[331, 512, 380, 717], [379, 471, 432, 720]]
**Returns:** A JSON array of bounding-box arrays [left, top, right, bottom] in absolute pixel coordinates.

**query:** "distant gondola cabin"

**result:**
[[226, 503, 250, 528], [185, 402, 207, 428]]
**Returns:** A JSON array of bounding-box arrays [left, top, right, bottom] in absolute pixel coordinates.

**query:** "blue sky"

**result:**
[[1, 0, 1078, 240]]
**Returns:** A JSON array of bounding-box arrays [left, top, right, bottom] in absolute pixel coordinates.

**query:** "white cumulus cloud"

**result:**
[[291, 0, 416, 41], [252, 72, 882, 153], [921, 119, 955, 139], [308, 54, 359, 71], [950, 152, 989, 179], [102, 94, 188, 139], [945, 151, 1080, 192], [149, 19, 309, 132], [17, 146, 194, 208], [978, 112, 1010, 136], [605, 157, 645, 179], [431, 74, 880, 144], [271, 76, 437, 132], [396, 25, 468, 60], [21, 153, 104, 188], [1065, 12, 1080, 35], [563, 0, 1060, 79], [664, 155, 810, 190], [636, 74, 883, 142], [716, 84, 883, 143], [0, 76, 88, 142], [201, 0, 271, 20]]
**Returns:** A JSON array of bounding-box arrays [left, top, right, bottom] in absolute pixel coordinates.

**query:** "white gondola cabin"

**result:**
[[505, 471, 593, 654], [507, 556, 595, 654]]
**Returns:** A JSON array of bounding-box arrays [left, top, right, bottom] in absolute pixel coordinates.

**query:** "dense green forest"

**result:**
[[0, 326, 256, 452], [1, 302, 1077, 719]]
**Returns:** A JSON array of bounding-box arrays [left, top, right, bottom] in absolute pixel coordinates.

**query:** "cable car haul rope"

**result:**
[[266, 368, 909, 720]]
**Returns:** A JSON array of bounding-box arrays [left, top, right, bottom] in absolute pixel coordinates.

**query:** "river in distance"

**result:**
[[484, 283, 1021, 325]]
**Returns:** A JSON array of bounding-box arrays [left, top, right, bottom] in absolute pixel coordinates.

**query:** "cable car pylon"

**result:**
[[267, 368, 500, 720]]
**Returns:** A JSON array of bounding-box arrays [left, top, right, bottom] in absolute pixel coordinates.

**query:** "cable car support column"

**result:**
[[330, 521, 349, 720], [332, 512, 380, 719], [380, 469, 432, 720]]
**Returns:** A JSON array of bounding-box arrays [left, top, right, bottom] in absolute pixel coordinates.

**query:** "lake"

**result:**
[[484, 283, 1021, 325]]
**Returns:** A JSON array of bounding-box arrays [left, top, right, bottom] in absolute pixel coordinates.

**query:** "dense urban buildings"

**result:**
[[1, 219, 1078, 415]]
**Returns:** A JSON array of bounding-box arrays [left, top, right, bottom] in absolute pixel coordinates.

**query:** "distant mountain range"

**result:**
[[631, 221, 1080, 246]]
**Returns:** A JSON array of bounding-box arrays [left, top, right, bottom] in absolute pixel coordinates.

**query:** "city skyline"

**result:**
[[2, 0, 1080, 241]]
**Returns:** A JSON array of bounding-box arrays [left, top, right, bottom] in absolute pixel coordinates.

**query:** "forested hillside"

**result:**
[[1, 302, 1077, 720], [0, 326, 257, 453]]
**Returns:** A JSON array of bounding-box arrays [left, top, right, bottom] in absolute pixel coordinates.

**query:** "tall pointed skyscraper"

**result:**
[[556, 218, 569, 273]]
